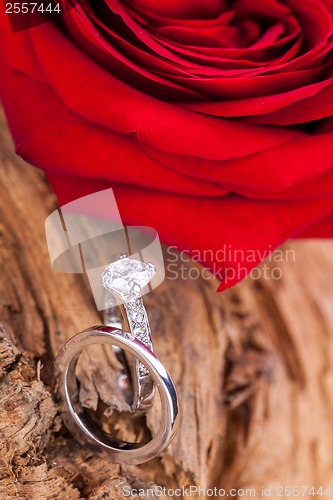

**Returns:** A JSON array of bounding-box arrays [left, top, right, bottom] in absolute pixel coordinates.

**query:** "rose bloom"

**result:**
[[0, 0, 333, 289]]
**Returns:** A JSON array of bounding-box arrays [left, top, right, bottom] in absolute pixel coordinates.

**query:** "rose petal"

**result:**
[[25, 22, 300, 162]]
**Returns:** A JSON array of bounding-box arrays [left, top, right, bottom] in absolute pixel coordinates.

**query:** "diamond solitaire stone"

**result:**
[[102, 257, 156, 301]]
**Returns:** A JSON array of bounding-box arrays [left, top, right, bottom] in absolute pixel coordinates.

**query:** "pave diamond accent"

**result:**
[[132, 311, 144, 324], [102, 257, 156, 378], [125, 297, 153, 377], [102, 257, 156, 301]]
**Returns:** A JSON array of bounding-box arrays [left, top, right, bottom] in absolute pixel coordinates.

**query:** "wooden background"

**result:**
[[1, 106, 333, 498]]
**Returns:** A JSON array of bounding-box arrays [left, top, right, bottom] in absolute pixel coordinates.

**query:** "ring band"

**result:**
[[104, 294, 156, 412], [55, 326, 179, 465]]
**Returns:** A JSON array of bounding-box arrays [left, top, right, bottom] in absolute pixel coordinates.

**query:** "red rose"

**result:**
[[0, 0, 333, 289]]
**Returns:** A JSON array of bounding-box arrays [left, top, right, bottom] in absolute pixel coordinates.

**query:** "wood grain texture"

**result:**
[[1, 107, 333, 498]]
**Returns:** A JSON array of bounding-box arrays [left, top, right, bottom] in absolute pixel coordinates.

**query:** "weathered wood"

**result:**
[[1, 105, 333, 498]]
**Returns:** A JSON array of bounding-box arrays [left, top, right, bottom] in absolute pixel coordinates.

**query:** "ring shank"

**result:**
[[104, 294, 155, 412], [55, 326, 179, 465]]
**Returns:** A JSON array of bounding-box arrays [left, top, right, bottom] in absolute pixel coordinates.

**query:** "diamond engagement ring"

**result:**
[[55, 255, 179, 465]]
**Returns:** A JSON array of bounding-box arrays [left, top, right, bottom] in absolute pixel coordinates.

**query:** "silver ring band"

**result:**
[[55, 326, 179, 465], [104, 294, 155, 412]]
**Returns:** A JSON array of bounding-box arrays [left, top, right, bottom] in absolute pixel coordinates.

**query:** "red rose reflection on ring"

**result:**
[[0, 0, 333, 290]]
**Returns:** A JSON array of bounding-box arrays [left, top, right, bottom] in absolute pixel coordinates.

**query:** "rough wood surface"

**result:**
[[1, 106, 333, 499]]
